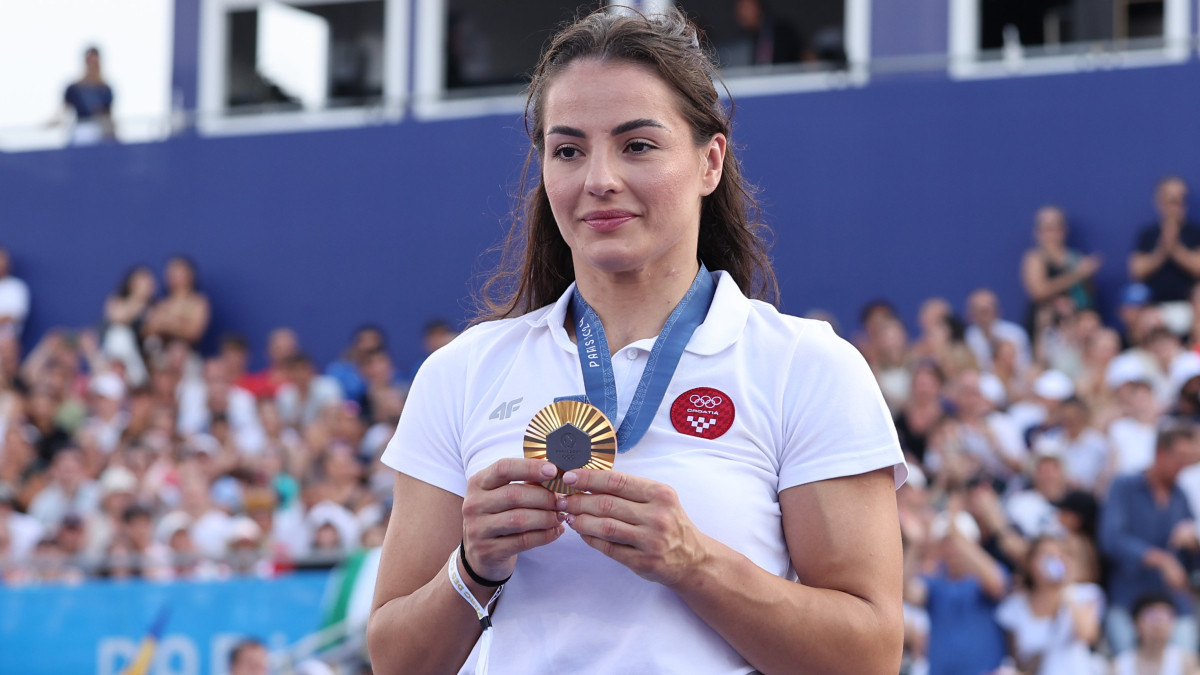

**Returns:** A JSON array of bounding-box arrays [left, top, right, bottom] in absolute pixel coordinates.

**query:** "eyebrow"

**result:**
[[545, 118, 668, 139]]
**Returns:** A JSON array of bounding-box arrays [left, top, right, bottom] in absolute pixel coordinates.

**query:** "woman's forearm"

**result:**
[[669, 535, 903, 675], [367, 555, 493, 674]]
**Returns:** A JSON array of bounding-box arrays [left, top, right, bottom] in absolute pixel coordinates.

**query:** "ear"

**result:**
[[699, 133, 726, 197]]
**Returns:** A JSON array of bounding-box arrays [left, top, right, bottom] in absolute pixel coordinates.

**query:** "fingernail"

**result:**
[[540, 463, 557, 478], [557, 511, 565, 523], [556, 498, 568, 510], [563, 471, 577, 485], [565, 514, 576, 526]]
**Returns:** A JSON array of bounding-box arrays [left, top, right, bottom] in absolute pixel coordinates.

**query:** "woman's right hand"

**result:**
[[461, 458, 566, 583]]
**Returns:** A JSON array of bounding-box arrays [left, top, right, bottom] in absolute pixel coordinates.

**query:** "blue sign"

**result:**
[[0, 572, 329, 675]]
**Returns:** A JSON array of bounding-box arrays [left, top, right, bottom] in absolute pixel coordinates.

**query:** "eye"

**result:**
[[626, 140, 656, 154], [552, 145, 581, 160]]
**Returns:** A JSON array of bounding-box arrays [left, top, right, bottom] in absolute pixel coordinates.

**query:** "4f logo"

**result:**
[[489, 397, 523, 421]]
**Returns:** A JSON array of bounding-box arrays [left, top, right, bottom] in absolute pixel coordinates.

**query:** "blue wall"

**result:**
[[2, 61, 1198, 368]]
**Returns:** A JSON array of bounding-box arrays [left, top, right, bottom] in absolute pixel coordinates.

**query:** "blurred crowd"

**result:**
[[881, 177, 1200, 673], [0, 249, 457, 588], [2, 174, 1199, 674]]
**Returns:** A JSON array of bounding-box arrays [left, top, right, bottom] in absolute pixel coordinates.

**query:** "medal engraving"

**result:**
[[523, 401, 616, 494]]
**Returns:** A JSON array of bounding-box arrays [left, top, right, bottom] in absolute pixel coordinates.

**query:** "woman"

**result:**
[[893, 359, 946, 466], [142, 256, 210, 349], [101, 265, 157, 386], [369, 9, 906, 674], [1021, 206, 1101, 335], [995, 536, 1105, 674]]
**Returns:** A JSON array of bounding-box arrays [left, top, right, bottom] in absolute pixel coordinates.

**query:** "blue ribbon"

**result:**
[[571, 265, 716, 452]]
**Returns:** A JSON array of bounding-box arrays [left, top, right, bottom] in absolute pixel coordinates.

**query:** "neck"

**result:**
[[572, 260, 701, 353]]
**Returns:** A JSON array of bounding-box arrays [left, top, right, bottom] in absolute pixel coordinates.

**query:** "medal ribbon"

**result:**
[[571, 264, 716, 452]]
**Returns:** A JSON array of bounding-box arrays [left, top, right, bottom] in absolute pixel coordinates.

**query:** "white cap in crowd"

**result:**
[[89, 372, 126, 401], [1105, 353, 1150, 390], [1169, 352, 1200, 394], [1033, 370, 1074, 401], [929, 511, 981, 543]]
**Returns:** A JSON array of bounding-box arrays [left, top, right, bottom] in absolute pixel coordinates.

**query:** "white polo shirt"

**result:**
[[381, 271, 906, 674]]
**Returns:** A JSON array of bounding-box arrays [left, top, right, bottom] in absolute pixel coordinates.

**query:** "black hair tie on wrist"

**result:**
[[459, 540, 511, 587]]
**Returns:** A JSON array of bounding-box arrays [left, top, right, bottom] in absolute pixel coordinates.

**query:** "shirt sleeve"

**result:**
[[1098, 477, 1152, 566], [379, 339, 470, 497], [778, 321, 907, 491]]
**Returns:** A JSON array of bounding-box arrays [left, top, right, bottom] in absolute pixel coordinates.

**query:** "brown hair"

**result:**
[[475, 6, 778, 321]]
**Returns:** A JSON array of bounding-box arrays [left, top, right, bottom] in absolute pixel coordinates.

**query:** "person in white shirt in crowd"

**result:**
[[1005, 438, 1071, 539], [965, 288, 1033, 373], [28, 448, 99, 533], [996, 535, 1105, 675], [927, 369, 1026, 483], [0, 247, 31, 340], [82, 371, 128, 455], [1106, 358, 1162, 478], [276, 353, 344, 429], [1111, 593, 1200, 675], [0, 484, 44, 563], [1038, 396, 1110, 494], [122, 503, 172, 580], [176, 465, 233, 560], [83, 466, 138, 559], [178, 357, 265, 455]]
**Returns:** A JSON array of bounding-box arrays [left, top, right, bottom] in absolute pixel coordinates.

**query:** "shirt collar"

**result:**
[[524, 270, 750, 356]]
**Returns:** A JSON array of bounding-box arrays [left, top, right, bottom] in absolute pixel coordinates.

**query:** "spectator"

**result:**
[[926, 369, 1026, 483], [84, 466, 138, 559], [120, 503, 171, 580], [1099, 425, 1200, 655], [965, 288, 1033, 374], [239, 327, 299, 400], [1021, 205, 1101, 334], [906, 508, 1009, 675], [995, 535, 1104, 674], [1129, 177, 1200, 333], [82, 372, 127, 455], [27, 448, 99, 533], [893, 359, 946, 467], [718, 0, 803, 66], [0, 247, 31, 340], [325, 324, 387, 406], [407, 318, 458, 381], [229, 638, 269, 675], [1039, 396, 1110, 494], [1106, 360, 1161, 478], [142, 256, 210, 350], [178, 358, 264, 455], [0, 485, 44, 564], [47, 46, 116, 145], [276, 354, 343, 429], [1005, 439, 1071, 539], [100, 265, 157, 386], [1111, 593, 1200, 675]]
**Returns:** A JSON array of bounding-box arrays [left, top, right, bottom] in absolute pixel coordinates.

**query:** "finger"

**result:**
[[468, 481, 559, 516], [566, 513, 641, 547], [466, 524, 567, 576], [561, 469, 663, 502], [560, 491, 644, 524], [473, 508, 565, 539], [473, 457, 558, 491], [576, 532, 638, 566]]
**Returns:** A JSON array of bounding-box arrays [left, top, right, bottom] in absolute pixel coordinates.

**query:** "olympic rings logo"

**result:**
[[689, 394, 723, 408]]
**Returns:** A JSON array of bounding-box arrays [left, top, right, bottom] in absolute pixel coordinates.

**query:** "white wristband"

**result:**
[[447, 547, 503, 675]]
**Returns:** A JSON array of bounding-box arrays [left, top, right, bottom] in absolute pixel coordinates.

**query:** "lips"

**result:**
[[582, 210, 636, 233]]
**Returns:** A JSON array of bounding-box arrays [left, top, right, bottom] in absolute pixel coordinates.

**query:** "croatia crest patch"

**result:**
[[670, 387, 735, 440]]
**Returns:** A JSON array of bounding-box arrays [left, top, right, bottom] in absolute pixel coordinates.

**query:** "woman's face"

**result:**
[[1030, 539, 1068, 587], [131, 269, 157, 299], [1035, 208, 1067, 248], [541, 59, 724, 281]]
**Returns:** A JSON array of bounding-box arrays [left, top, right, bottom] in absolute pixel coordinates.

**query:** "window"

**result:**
[[412, 0, 584, 120], [413, 0, 869, 119], [949, 0, 1192, 78], [198, 0, 409, 135], [0, 0, 174, 152]]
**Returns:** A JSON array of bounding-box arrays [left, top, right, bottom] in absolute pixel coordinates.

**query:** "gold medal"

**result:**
[[523, 400, 616, 494]]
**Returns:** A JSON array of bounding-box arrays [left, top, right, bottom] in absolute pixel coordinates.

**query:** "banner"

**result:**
[[0, 572, 329, 675]]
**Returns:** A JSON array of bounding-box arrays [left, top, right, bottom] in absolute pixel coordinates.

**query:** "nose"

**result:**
[[584, 150, 620, 197]]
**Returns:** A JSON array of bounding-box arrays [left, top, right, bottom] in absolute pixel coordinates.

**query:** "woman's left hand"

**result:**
[[559, 469, 708, 587]]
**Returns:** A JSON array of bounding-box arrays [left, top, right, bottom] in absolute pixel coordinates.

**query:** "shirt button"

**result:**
[[625, 350, 638, 361]]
